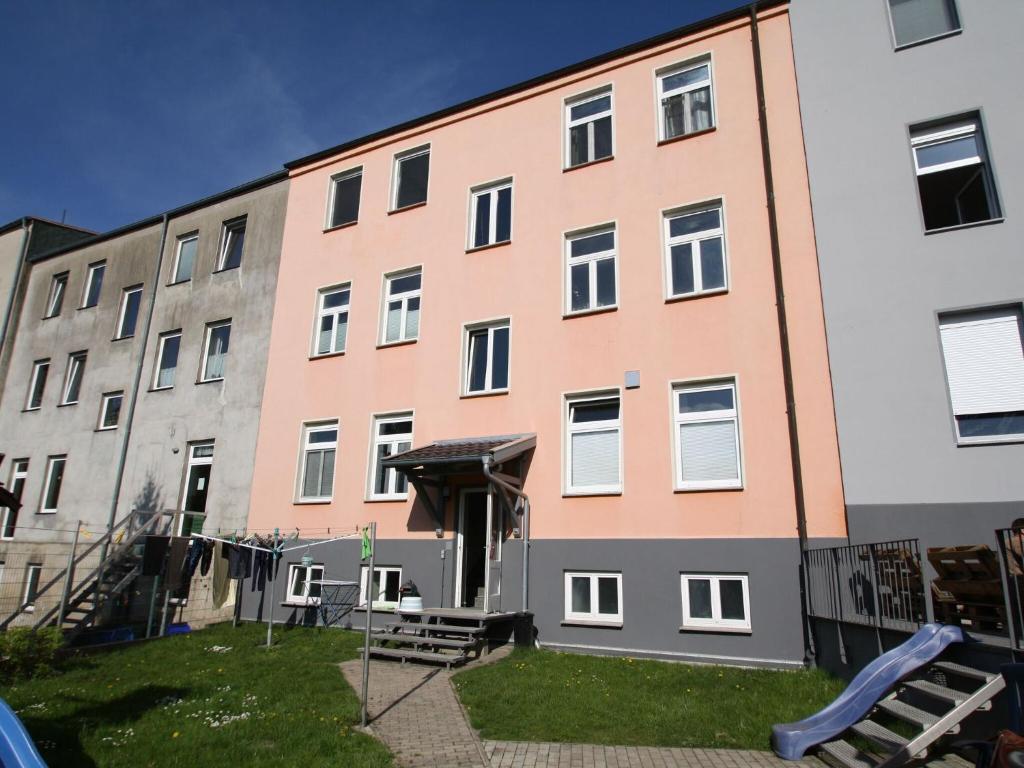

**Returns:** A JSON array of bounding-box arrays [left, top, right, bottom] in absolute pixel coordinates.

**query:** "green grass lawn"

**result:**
[[0, 622, 391, 768], [454, 648, 845, 750]]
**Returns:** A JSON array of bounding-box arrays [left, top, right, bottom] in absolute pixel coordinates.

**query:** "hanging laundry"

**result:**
[[164, 537, 189, 591], [181, 539, 205, 582], [211, 542, 230, 609], [199, 540, 214, 576], [252, 549, 267, 591], [142, 535, 170, 576], [225, 544, 251, 580]]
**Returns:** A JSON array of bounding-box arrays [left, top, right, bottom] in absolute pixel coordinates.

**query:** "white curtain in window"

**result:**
[[571, 430, 619, 487], [680, 420, 738, 482], [940, 309, 1024, 415]]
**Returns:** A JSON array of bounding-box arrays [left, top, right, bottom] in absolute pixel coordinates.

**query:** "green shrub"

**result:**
[[0, 627, 65, 680]]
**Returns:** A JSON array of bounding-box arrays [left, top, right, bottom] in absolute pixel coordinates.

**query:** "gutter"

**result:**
[[481, 455, 530, 615], [749, 4, 814, 663]]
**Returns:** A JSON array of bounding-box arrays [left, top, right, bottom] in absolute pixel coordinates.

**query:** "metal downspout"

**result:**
[[481, 455, 530, 614], [0, 219, 32, 388], [103, 214, 170, 553], [749, 4, 814, 664]]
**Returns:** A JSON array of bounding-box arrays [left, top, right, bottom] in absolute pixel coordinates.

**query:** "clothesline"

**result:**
[[188, 531, 361, 556]]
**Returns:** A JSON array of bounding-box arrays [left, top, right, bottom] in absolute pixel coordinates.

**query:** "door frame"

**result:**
[[456, 486, 501, 610], [178, 441, 214, 536]]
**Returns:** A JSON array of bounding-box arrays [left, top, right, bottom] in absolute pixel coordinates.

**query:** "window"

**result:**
[[911, 117, 1000, 231], [313, 285, 350, 356], [23, 564, 42, 612], [566, 394, 621, 494], [25, 360, 49, 410], [98, 391, 123, 430], [469, 180, 512, 249], [939, 307, 1024, 444], [370, 414, 412, 500], [359, 565, 402, 610], [565, 89, 613, 168], [61, 352, 86, 405], [180, 442, 213, 536], [565, 227, 617, 315], [681, 574, 750, 631], [115, 286, 143, 339], [381, 269, 421, 345], [40, 456, 66, 514], [81, 262, 105, 308], [286, 562, 325, 604], [328, 168, 362, 228], [1, 460, 28, 540], [673, 380, 742, 490], [153, 331, 182, 390], [658, 59, 714, 142], [217, 217, 246, 271], [172, 234, 198, 283], [464, 321, 510, 395], [889, 0, 960, 47], [391, 146, 430, 210], [564, 572, 622, 624], [299, 422, 337, 502], [44, 273, 68, 318], [201, 321, 231, 381], [664, 204, 727, 298]]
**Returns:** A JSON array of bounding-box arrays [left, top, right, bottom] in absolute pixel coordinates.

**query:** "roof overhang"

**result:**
[[381, 433, 535, 475]]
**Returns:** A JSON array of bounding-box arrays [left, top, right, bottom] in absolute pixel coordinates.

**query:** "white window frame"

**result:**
[[563, 571, 623, 625], [656, 57, 715, 142], [379, 268, 422, 346], [98, 391, 123, 431], [468, 179, 513, 249], [390, 145, 430, 211], [297, 421, 338, 503], [672, 379, 743, 491], [564, 225, 618, 316], [25, 359, 49, 410], [564, 391, 623, 495], [171, 232, 198, 284], [663, 202, 728, 299], [44, 273, 67, 318], [81, 261, 105, 308], [368, 413, 413, 501], [23, 563, 42, 612], [2, 460, 28, 540], [312, 284, 351, 357], [40, 455, 66, 514], [285, 562, 325, 605], [61, 352, 86, 405], [887, 0, 962, 49], [359, 565, 403, 610], [462, 319, 511, 396], [326, 167, 362, 229], [216, 216, 247, 271], [564, 87, 614, 169], [115, 285, 143, 339], [152, 330, 182, 390], [681, 573, 751, 632], [200, 320, 231, 382]]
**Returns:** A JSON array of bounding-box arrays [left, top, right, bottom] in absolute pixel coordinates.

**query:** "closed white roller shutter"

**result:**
[[571, 429, 619, 488], [940, 308, 1024, 415], [680, 420, 738, 482]]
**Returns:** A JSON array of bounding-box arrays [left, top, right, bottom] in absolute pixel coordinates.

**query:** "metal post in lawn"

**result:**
[[56, 521, 81, 629], [361, 521, 376, 728], [266, 528, 278, 649]]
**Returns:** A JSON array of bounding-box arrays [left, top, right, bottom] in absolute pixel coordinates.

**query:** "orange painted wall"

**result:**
[[247, 6, 846, 542]]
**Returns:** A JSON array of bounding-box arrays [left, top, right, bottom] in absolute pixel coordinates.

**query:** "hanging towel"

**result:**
[[212, 542, 230, 609], [226, 545, 251, 579], [199, 540, 214, 576], [164, 537, 189, 591], [142, 535, 170, 576]]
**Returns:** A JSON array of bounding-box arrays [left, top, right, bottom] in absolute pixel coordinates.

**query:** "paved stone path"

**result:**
[[341, 652, 974, 768]]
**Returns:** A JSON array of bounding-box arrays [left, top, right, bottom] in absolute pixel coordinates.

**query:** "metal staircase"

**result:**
[[0, 510, 166, 642], [818, 660, 1005, 768]]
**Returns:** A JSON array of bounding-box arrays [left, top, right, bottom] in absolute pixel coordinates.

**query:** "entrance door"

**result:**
[[457, 490, 487, 609], [179, 442, 214, 536]]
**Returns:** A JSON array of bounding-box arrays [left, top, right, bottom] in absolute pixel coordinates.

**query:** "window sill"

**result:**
[[77, 304, 97, 312], [41, 315, 59, 321], [195, 377, 224, 385], [148, 386, 174, 393], [111, 335, 135, 343], [294, 499, 332, 506], [283, 600, 321, 607], [56, 401, 77, 408], [94, 426, 118, 433], [212, 265, 241, 275], [460, 389, 509, 400], [465, 240, 511, 255], [956, 436, 1024, 448], [563, 156, 614, 174], [388, 201, 427, 216], [664, 288, 728, 305], [894, 27, 962, 52], [376, 339, 418, 350], [563, 490, 623, 498], [924, 217, 1004, 236], [309, 351, 346, 361], [562, 305, 618, 320], [21, 407, 41, 413], [166, 279, 191, 287], [37, 511, 57, 515], [323, 220, 358, 234], [657, 125, 717, 147], [674, 484, 744, 494], [561, 619, 622, 629], [365, 496, 410, 504], [680, 624, 751, 635]]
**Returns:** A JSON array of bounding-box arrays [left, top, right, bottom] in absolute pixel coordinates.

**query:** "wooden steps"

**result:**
[[361, 646, 468, 668], [366, 610, 489, 667], [371, 632, 477, 650], [385, 621, 485, 635]]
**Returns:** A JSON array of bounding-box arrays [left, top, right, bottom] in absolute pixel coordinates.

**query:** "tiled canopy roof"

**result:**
[[381, 434, 535, 469]]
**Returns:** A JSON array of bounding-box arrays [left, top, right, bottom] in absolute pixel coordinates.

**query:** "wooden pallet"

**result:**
[[928, 545, 1003, 581]]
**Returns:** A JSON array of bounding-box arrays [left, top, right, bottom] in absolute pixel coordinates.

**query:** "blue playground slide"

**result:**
[[0, 698, 47, 767], [772, 623, 964, 761]]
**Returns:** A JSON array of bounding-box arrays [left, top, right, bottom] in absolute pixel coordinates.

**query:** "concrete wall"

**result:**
[[790, 1, 1024, 544]]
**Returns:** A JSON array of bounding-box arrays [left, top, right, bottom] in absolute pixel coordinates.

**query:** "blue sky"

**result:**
[[2, 0, 745, 233]]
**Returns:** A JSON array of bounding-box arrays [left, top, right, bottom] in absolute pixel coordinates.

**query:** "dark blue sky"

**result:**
[[2, 0, 744, 233]]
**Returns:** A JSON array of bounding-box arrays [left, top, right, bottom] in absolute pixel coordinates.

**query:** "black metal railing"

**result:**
[[805, 539, 926, 632], [996, 527, 1024, 648]]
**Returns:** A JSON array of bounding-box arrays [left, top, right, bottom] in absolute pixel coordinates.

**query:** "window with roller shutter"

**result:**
[[673, 380, 742, 491], [565, 393, 621, 495]]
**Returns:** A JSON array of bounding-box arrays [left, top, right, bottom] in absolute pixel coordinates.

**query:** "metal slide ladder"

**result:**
[[818, 661, 1004, 768]]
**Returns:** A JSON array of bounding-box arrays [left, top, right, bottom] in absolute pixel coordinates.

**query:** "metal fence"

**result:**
[[996, 527, 1024, 648], [805, 539, 926, 633]]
